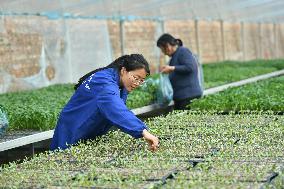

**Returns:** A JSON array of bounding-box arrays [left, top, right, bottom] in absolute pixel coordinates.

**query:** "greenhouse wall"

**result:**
[[198, 20, 223, 62], [223, 22, 242, 60], [277, 24, 284, 58], [123, 20, 161, 73], [0, 15, 284, 93], [164, 20, 197, 56]]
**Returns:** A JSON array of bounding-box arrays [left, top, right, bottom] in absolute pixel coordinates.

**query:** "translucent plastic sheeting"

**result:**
[[0, 0, 284, 94], [0, 0, 284, 23], [64, 19, 112, 83], [0, 16, 112, 93]]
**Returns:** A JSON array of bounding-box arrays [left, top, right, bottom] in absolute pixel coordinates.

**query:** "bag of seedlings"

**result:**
[[0, 105, 9, 136], [156, 73, 173, 105]]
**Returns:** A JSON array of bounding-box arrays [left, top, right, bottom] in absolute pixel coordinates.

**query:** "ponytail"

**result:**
[[176, 39, 183, 46], [157, 33, 183, 48], [74, 54, 150, 90]]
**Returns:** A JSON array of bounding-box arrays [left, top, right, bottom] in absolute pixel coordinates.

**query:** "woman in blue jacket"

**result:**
[[51, 54, 159, 151], [157, 33, 203, 110]]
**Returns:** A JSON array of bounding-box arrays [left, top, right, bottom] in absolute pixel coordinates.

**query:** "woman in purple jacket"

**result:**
[[157, 33, 203, 110], [51, 54, 159, 151]]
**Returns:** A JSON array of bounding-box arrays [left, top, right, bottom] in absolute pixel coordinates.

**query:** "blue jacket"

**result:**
[[50, 68, 147, 150], [169, 46, 202, 101]]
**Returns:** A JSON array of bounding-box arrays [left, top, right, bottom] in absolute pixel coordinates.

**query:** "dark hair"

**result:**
[[74, 54, 150, 90], [157, 33, 183, 48]]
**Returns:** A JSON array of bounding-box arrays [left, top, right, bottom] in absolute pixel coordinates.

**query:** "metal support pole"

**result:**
[[220, 20, 226, 61], [258, 23, 262, 59], [194, 19, 201, 59], [119, 20, 125, 55], [273, 23, 278, 59], [157, 20, 165, 71], [241, 22, 246, 61]]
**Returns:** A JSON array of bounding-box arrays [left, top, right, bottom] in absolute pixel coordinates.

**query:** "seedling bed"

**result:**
[[0, 111, 283, 188]]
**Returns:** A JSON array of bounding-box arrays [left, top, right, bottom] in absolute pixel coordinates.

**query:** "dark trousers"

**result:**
[[174, 98, 192, 110]]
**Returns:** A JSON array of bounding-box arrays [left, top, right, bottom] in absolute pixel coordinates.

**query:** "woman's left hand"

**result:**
[[160, 65, 175, 74]]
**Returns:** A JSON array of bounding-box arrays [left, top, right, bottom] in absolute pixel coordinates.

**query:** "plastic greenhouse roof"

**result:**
[[0, 0, 284, 23]]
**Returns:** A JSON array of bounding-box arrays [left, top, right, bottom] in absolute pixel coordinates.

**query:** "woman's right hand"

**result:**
[[142, 129, 159, 152], [160, 65, 175, 74]]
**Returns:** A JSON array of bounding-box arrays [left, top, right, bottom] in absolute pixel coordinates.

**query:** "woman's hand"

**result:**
[[160, 65, 175, 74], [142, 129, 159, 152]]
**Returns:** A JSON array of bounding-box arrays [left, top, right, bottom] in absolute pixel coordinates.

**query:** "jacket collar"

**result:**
[[171, 46, 181, 57], [111, 68, 129, 100]]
